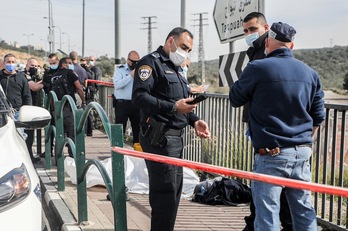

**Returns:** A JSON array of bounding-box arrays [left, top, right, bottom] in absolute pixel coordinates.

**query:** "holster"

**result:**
[[112, 94, 117, 108], [146, 117, 165, 147]]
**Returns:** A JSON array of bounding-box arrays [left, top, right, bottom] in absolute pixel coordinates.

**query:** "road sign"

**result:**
[[219, 52, 248, 87], [213, 0, 259, 43]]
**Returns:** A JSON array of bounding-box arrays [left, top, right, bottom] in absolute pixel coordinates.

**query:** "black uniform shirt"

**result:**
[[132, 46, 199, 130]]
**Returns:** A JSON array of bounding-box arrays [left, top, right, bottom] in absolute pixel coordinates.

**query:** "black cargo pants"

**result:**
[[140, 131, 183, 231]]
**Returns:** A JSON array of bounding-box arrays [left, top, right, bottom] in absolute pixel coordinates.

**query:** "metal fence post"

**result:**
[[75, 109, 88, 224], [111, 124, 127, 231], [55, 100, 65, 191]]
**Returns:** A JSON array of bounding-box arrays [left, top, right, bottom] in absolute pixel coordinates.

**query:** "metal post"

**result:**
[[54, 26, 62, 50], [115, 0, 121, 64], [180, 0, 186, 28], [111, 124, 127, 230], [23, 34, 34, 56], [82, 0, 85, 57], [75, 109, 88, 223]]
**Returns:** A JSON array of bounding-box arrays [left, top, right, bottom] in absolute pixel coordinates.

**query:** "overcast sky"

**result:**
[[1, 0, 347, 61]]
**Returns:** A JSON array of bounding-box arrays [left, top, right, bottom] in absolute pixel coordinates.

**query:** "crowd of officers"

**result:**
[[0, 52, 101, 162]]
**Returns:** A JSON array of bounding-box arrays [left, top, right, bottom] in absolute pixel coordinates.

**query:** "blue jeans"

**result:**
[[252, 146, 317, 231]]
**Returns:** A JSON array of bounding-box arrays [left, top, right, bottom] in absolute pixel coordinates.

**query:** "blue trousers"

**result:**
[[252, 146, 317, 231]]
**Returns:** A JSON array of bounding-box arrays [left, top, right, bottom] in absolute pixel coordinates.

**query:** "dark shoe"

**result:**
[[31, 156, 41, 164], [87, 133, 92, 137]]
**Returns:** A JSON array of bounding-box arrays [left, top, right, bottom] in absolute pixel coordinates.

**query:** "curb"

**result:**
[[37, 167, 82, 231]]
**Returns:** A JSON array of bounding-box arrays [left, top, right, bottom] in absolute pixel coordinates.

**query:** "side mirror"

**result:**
[[15, 106, 51, 129]]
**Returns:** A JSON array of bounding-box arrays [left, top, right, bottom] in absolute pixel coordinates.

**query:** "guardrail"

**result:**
[[43, 91, 128, 230], [96, 85, 348, 230]]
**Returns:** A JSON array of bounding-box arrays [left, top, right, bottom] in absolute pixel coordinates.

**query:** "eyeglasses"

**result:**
[[128, 58, 139, 64]]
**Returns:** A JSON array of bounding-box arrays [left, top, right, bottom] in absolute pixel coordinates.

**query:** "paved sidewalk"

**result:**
[[35, 130, 250, 231]]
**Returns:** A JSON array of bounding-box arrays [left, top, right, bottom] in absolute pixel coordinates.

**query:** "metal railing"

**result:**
[[43, 91, 128, 230], [95, 87, 348, 230]]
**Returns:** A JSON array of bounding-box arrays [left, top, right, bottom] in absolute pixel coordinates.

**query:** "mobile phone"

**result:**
[[187, 94, 208, 104]]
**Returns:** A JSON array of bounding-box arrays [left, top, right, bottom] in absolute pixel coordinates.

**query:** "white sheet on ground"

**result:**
[[64, 156, 199, 198]]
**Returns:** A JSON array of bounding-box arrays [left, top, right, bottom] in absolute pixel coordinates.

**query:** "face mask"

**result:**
[[245, 32, 259, 47], [89, 61, 94, 66], [5, 64, 16, 72], [50, 64, 58, 70], [68, 64, 75, 70], [169, 39, 188, 66], [182, 66, 188, 78], [129, 63, 135, 70], [28, 67, 38, 76]]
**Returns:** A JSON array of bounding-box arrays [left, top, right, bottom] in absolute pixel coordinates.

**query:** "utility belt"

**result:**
[[142, 117, 183, 147], [257, 143, 312, 157]]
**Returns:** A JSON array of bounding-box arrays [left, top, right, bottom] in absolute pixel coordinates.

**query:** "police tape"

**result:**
[[111, 146, 348, 198], [85, 79, 114, 87]]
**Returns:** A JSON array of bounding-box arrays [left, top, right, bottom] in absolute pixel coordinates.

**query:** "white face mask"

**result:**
[[182, 65, 188, 78], [169, 39, 188, 66], [245, 32, 259, 47]]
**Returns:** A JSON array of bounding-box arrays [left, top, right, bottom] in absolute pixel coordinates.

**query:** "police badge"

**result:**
[[138, 65, 152, 81]]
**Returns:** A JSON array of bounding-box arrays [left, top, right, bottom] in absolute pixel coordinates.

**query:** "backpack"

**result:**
[[192, 177, 252, 206], [51, 73, 70, 100]]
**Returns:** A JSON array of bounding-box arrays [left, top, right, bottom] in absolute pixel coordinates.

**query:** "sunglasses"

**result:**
[[128, 58, 139, 64]]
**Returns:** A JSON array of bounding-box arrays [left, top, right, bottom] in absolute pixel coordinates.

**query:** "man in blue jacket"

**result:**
[[229, 22, 325, 230]]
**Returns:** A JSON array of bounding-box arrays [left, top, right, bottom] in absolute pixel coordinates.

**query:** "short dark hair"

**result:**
[[4, 53, 16, 61], [48, 53, 58, 59], [58, 57, 71, 68], [243, 12, 267, 25], [165, 27, 193, 42]]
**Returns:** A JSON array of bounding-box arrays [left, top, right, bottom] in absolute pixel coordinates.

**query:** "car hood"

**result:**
[[0, 116, 28, 177]]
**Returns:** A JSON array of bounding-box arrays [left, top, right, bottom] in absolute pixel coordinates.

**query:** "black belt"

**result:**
[[258, 143, 312, 156], [163, 128, 184, 136], [141, 126, 183, 137]]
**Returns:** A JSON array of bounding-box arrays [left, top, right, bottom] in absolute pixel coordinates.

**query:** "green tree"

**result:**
[[343, 72, 348, 90]]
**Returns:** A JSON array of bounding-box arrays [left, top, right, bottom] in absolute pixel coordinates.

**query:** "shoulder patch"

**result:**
[[138, 65, 152, 81], [118, 64, 125, 68]]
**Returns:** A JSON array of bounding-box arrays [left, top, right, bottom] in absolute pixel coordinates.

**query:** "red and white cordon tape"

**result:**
[[85, 79, 114, 87], [112, 146, 348, 198]]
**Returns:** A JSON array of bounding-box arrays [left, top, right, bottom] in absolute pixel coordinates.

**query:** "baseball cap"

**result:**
[[268, 22, 296, 42]]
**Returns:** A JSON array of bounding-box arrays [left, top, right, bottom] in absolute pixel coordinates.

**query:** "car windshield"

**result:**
[[0, 89, 10, 127]]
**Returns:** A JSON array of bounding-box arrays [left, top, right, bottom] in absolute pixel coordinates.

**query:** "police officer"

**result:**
[[23, 57, 44, 163], [41, 53, 60, 157], [113, 50, 142, 150], [132, 27, 210, 231]]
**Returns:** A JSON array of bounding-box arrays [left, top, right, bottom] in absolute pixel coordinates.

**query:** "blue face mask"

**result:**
[[50, 64, 58, 70], [5, 63, 17, 72], [245, 32, 259, 47], [89, 61, 94, 66], [68, 64, 74, 71]]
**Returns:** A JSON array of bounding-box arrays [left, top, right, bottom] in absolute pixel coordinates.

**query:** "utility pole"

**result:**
[[82, 0, 85, 57], [141, 16, 157, 53], [193, 12, 208, 85]]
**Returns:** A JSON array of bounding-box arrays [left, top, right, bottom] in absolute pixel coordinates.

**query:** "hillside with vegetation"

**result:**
[[188, 45, 348, 94]]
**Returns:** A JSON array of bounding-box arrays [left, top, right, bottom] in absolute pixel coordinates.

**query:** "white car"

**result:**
[[0, 86, 51, 231]]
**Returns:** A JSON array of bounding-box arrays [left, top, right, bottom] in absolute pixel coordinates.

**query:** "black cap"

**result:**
[[269, 22, 296, 42]]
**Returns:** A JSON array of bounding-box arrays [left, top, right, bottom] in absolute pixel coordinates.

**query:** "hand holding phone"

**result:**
[[187, 94, 208, 105]]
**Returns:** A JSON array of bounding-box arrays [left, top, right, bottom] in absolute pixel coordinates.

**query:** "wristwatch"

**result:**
[[170, 104, 178, 115]]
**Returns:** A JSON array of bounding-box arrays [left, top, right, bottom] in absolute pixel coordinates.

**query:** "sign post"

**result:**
[[213, 0, 260, 43]]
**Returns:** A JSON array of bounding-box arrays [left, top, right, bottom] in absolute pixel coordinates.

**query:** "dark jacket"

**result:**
[[42, 68, 58, 94], [132, 46, 199, 130], [242, 32, 268, 122], [229, 48, 325, 150], [0, 70, 32, 109]]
